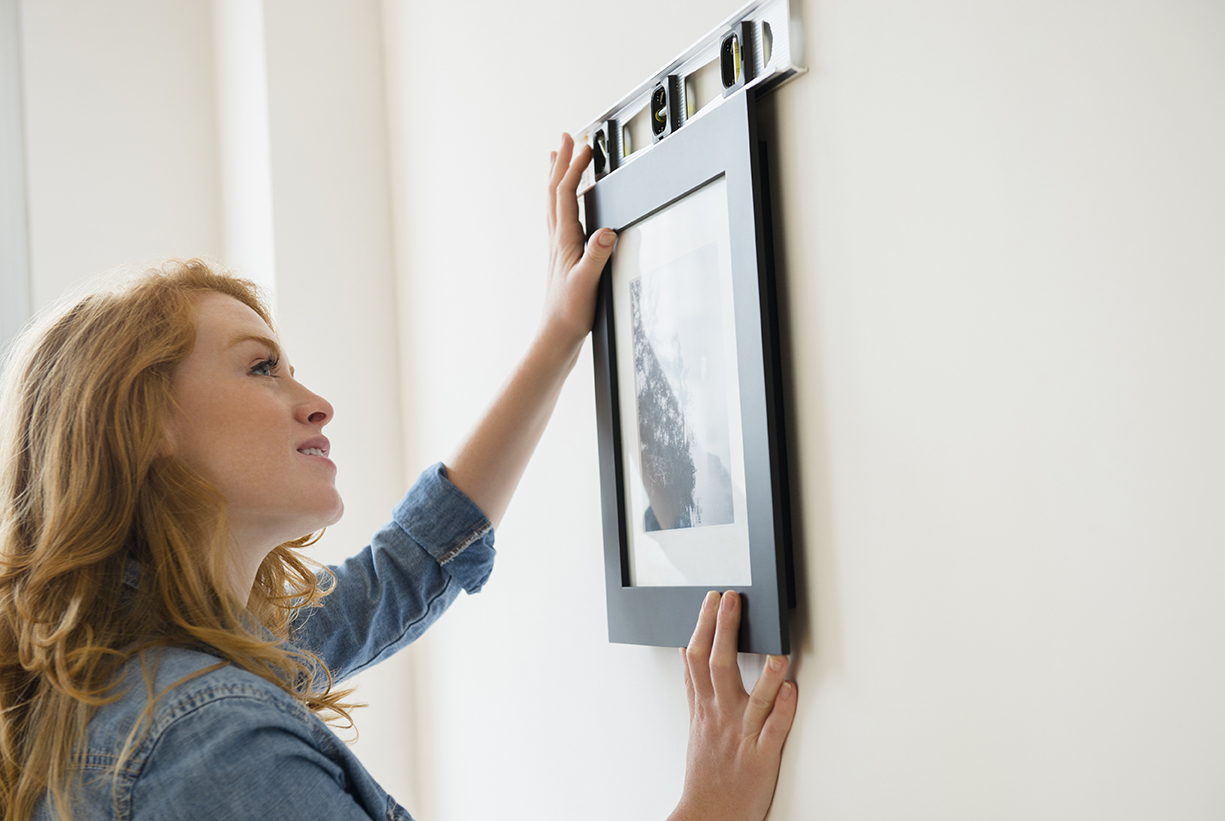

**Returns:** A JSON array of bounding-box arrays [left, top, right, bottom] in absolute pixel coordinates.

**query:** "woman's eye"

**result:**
[[252, 358, 279, 378]]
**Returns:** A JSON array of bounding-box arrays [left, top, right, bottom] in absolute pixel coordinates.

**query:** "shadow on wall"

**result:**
[[755, 87, 842, 685]]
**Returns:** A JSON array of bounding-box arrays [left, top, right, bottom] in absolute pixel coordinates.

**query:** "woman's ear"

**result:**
[[156, 431, 175, 458], [158, 405, 180, 458]]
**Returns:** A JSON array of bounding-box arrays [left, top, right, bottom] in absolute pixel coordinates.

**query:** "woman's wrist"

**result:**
[[531, 318, 587, 378]]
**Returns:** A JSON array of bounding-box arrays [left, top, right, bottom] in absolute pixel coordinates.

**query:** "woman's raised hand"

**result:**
[[540, 133, 616, 356], [670, 591, 798, 821], [441, 134, 615, 527]]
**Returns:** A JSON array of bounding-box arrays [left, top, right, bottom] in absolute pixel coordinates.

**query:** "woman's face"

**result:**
[[165, 292, 344, 564]]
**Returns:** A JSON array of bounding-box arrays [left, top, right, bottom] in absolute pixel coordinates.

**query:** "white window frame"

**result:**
[[1, 0, 31, 349]]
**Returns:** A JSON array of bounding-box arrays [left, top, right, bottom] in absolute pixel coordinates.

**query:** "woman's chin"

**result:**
[[324, 498, 345, 527], [287, 496, 345, 541], [314, 494, 345, 531]]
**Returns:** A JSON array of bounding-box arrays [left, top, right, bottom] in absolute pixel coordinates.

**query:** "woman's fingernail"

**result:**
[[598, 231, 616, 247], [769, 655, 786, 672], [780, 681, 794, 700], [704, 591, 719, 611], [722, 591, 738, 613]]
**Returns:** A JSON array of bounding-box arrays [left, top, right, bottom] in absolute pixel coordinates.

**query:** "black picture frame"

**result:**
[[586, 90, 793, 655]]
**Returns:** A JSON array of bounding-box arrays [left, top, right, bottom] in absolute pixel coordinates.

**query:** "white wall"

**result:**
[[764, 2, 1225, 815], [386, 0, 1225, 819], [19, 0, 223, 303]]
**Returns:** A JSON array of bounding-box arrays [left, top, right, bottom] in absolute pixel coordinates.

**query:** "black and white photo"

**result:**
[[611, 177, 752, 588], [629, 243, 736, 533]]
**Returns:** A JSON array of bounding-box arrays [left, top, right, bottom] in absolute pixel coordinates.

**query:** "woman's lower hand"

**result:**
[[541, 133, 616, 357], [670, 591, 798, 821]]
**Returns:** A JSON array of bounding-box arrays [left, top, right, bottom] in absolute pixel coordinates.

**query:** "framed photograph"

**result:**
[[586, 90, 793, 655]]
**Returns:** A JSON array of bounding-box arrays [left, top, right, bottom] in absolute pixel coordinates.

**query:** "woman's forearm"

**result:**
[[444, 326, 582, 529], [443, 134, 615, 528]]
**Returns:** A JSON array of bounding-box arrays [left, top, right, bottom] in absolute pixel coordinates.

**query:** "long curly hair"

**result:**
[[0, 259, 354, 821]]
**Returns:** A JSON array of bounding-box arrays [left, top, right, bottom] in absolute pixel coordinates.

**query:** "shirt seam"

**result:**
[[109, 681, 331, 819], [129, 680, 328, 772], [340, 576, 459, 679], [437, 522, 492, 566]]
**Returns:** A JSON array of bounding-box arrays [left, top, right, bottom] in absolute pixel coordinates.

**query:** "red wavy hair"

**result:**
[[0, 259, 355, 821]]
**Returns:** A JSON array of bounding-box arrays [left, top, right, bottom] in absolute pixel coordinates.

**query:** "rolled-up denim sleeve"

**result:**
[[290, 463, 495, 681]]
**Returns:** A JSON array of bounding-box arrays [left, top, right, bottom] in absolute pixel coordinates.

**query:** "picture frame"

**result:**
[[585, 90, 794, 655]]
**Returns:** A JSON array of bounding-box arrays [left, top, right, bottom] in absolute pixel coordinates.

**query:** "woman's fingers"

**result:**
[[546, 134, 574, 230], [546, 132, 589, 226], [554, 142, 591, 234], [567, 226, 616, 293], [744, 653, 789, 736], [710, 591, 744, 700], [758, 678, 798, 755], [685, 591, 720, 701], [673, 592, 798, 821], [679, 646, 697, 717]]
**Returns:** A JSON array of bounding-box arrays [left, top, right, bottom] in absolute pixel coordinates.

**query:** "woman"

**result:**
[[0, 137, 796, 820]]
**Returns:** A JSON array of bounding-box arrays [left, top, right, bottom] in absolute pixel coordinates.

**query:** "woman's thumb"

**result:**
[[579, 228, 617, 277]]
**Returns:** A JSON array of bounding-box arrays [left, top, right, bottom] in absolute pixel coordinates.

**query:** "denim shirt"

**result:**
[[35, 463, 495, 821]]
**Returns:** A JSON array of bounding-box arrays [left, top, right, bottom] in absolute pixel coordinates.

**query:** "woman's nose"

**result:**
[[296, 384, 334, 427]]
